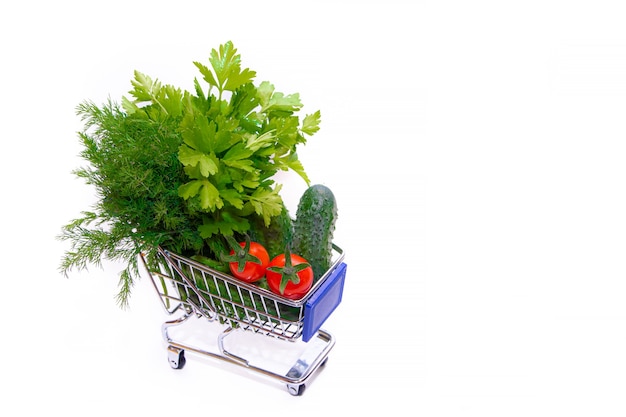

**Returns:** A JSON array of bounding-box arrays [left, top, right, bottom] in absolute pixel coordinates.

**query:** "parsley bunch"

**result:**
[[59, 41, 320, 307]]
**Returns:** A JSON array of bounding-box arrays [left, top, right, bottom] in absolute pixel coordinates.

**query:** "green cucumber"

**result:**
[[291, 184, 338, 281], [248, 203, 294, 259]]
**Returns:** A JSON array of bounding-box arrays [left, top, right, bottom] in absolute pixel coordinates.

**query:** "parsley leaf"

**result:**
[[195, 41, 256, 96]]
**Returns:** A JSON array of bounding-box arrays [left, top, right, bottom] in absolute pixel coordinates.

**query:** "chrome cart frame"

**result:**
[[140, 245, 347, 396]]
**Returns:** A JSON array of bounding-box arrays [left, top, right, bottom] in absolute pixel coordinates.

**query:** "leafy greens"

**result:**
[[59, 41, 320, 307]]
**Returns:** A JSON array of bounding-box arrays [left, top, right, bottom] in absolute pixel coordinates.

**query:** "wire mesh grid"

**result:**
[[140, 245, 345, 394], [146, 247, 314, 340]]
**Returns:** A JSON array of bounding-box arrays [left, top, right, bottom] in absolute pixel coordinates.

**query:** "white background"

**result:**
[[2, 0, 626, 415]]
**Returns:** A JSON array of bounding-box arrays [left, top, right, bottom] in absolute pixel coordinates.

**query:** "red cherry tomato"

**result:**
[[265, 253, 314, 299], [227, 241, 269, 283]]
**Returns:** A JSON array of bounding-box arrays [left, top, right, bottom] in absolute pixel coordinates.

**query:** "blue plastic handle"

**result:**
[[302, 262, 348, 342]]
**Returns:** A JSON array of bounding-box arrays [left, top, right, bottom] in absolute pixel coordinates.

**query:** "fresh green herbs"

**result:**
[[59, 41, 320, 307]]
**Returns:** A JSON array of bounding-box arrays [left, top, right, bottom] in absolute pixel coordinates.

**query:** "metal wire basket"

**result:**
[[140, 244, 347, 395]]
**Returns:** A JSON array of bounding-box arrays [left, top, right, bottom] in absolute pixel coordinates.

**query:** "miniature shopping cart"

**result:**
[[140, 244, 347, 395]]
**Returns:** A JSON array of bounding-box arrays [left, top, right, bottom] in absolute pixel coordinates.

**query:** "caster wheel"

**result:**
[[287, 384, 305, 396], [320, 357, 329, 367], [167, 346, 186, 370]]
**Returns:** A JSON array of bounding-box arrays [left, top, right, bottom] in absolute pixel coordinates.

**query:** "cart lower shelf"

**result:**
[[161, 312, 335, 396]]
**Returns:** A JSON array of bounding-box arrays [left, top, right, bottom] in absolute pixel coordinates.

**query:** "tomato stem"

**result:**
[[221, 234, 262, 272], [266, 245, 311, 294]]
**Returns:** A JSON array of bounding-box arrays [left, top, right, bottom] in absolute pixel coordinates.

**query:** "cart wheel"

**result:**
[[287, 384, 305, 396], [167, 346, 186, 370]]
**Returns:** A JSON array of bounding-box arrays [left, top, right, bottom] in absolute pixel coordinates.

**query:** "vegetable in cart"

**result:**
[[265, 247, 314, 300], [221, 234, 269, 283], [58, 40, 322, 307]]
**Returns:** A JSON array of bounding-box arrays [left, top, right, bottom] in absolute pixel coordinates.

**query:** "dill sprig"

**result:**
[[58, 99, 205, 307]]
